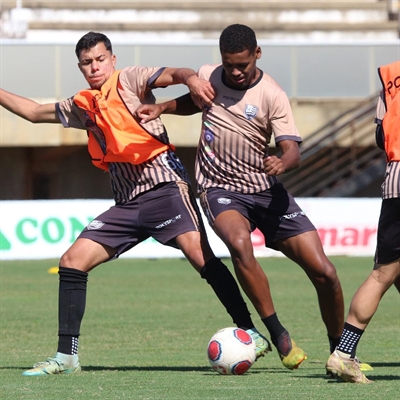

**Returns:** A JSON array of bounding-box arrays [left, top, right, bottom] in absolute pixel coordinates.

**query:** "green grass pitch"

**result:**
[[0, 256, 399, 399]]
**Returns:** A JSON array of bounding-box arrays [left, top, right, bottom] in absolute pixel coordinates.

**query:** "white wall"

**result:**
[[0, 198, 380, 260]]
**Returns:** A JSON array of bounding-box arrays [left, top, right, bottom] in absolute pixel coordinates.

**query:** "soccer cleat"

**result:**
[[246, 328, 272, 360], [22, 353, 81, 376], [325, 351, 372, 383], [278, 339, 307, 370]]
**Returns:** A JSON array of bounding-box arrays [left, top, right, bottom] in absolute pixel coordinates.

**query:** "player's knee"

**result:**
[[227, 234, 253, 258], [310, 261, 340, 288], [59, 250, 84, 271]]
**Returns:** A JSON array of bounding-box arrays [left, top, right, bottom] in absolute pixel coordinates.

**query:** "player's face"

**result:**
[[78, 42, 116, 89], [221, 47, 261, 89]]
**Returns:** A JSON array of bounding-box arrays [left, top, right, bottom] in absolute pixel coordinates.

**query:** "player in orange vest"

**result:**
[[326, 60, 400, 383], [0, 31, 270, 376]]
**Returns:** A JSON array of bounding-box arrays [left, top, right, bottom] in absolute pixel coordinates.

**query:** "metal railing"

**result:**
[[279, 92, 387, 197]]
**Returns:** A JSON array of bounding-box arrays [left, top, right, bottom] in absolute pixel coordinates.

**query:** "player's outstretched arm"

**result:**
[[153, 67, 215, 108], [137, 93, 200, 124], [0, 88, 60, 123]]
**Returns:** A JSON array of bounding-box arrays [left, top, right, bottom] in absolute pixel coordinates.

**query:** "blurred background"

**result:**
[[1, 0, 400, 200]]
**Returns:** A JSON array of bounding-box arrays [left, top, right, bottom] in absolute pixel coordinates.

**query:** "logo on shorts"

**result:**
[[217, 198, 231, 205], [244, 104, 258, 120], [87, 220, 105, 230], [279, 211, 305, 221], [156, 214, 182, 229]]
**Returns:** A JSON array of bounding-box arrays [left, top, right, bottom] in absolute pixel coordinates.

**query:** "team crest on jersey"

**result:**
[[244, 104, 258, 120], [87, 220, 105, 230]]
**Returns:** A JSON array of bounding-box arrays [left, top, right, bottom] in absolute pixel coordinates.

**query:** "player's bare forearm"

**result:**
[[264, 140, 301, 176], [155, 68, 214, 107], [137, 93, 200, 123], [0, 88, 59, 123]]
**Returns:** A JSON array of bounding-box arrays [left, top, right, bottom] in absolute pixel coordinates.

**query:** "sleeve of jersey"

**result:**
[[197, 64, 213, 80], [270, 90, 302, 145], [120, 66, 163, 94], [56, 97, 86, 129]]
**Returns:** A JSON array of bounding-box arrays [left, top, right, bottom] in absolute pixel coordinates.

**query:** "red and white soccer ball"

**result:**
[[207, 327, 257, 375]]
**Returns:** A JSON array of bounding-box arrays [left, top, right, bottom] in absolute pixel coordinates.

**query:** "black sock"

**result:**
[[261, 313, 290, 355], [58, 335, 79, 355], [328, 335, 341, 354], [200, 258, 254, 330], [57, 266, 88, 355], [261, 313, 286, 341], [336, 322, 364, 358]]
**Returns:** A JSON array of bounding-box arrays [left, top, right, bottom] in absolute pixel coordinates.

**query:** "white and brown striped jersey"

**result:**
[[195, 64, 302, 194], [56, 66, 190, 204], [375, 94, 400, 199]]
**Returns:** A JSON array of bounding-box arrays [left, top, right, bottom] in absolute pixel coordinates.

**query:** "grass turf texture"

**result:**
[[0, 257, 399, 399]]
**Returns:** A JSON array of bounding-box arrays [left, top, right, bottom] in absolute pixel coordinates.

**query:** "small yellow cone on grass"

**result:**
[[48, 266, 59, 274]]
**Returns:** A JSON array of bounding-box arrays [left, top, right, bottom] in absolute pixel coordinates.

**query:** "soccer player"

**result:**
[[326, 60, 400, 383], [137, 23, 350, 371], [0, 31, 270, 376]]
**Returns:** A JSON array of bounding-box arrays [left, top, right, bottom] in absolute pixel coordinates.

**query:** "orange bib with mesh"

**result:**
[[378, 60, 400, 161], [74, 70, 173, 171]]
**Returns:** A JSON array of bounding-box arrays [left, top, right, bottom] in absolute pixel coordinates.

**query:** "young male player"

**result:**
[[0, 31, 270, 376], [137, 23, 358, 371]]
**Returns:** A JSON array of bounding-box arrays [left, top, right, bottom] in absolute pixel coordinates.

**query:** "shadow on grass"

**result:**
[[317, 374, 400, 383], [4, 365, 296, 374], [367, 362, 400, 368]]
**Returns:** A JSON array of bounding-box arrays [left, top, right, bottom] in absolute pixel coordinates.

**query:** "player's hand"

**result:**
[[136, 104, 162, 123], [186, 75, 215, 108], [263, 155, 286, 176]]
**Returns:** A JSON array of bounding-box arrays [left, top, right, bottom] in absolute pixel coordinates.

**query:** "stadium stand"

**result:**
[[0, 0, 399, 41], [0, 1, 399, 199]]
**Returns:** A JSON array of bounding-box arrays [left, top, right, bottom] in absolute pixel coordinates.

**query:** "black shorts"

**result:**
[[78, 181, 205, 258], [200, 183, 316, 250], [374, 197, 400, 264]]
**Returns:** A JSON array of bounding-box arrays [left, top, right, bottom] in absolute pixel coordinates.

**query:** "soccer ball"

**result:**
[[207, 327, 257, 375]]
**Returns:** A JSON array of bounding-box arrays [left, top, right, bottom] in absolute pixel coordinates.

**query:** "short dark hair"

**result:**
[[75, 31, 113, 59], [219, 24, 257, 54]]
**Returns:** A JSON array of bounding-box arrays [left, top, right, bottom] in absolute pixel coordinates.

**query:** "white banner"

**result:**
[[0, 198, 381, 260]]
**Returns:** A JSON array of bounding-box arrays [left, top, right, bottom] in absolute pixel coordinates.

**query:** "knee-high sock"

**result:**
[[200, 257, 254, 330], [57, 266, 88, 354]]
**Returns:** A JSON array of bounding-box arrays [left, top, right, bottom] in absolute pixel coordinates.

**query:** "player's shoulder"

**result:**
[[259, 71, 284, 92], [198, 63, 222, 78]]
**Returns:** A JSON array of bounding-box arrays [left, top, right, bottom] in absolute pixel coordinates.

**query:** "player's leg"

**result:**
[[275, 231, 344, 341], [326, 259, 399, 383], [146, 182, 270, 356], [348, 260, 400, 329], [175, 228, 255, 330], [211, 209, 304, 368], [23, 202, 143, 377], [23, 238, 116, 376], [211, 209, 275, 318]]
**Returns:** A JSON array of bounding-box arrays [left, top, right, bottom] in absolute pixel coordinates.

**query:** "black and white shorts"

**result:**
[[200, 183, 316, 250], [78, 181, 205, 258]]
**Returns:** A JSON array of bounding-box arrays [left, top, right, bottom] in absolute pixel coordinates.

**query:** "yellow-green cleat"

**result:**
[[22, 353, 81, 376], [246, 328, 272, 360], [279, 339, 307, 370]]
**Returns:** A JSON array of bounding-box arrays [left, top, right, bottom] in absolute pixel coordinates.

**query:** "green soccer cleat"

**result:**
[[246, 328, 272, 360], [279, 339, 307, 370], [22, 353, 81, 376], [326, 351, 372, 383]]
